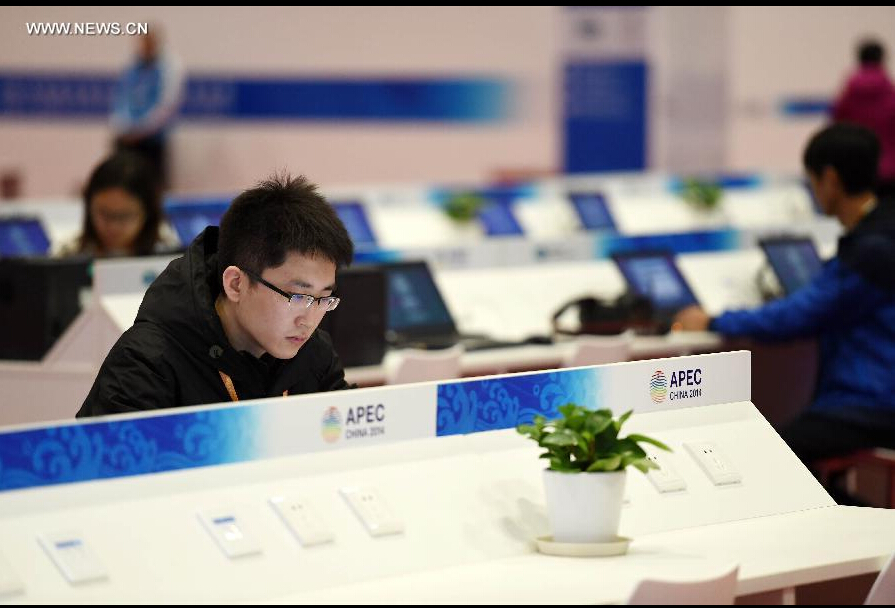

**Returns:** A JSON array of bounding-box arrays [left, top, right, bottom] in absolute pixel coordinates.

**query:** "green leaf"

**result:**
[[586, 455, 622, 472], [626, 434, 672, 452], [541, 429, 579, 448]]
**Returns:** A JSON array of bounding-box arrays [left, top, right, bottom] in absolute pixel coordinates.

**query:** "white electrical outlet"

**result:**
[[646, 452, 687, 493], [269, 496, 334, 547], [0, 550, 24, 597], [340, 486, 404, 537], [198, 508, 262, 558], [684, 442, 742, 486], [37, 532, 108, 584]]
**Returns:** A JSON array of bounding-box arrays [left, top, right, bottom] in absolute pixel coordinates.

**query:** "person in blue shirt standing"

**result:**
[[675, 123, 895, 503], [111, 28, 184, 188]]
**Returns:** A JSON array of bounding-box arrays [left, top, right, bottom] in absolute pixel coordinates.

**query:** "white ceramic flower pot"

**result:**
[[543, 469, 627, 543]]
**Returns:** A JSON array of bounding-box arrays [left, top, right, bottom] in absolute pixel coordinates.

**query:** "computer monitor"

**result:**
[[164, 199, 231, 246], [759, 236, 823, 296], [0, 257, 92, 360], [331, 200, 378, 249], [569, 192, 616, 231], [381, 260, 458, 347], [477, 198, 524, 236], [436, 186, 526, 237], [612, 251, 700, 322], [0, 217, 51, 257], [317, 265, 387, 367]]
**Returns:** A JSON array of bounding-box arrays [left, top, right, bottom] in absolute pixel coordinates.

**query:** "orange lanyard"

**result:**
[[218, 371, 288, 402]]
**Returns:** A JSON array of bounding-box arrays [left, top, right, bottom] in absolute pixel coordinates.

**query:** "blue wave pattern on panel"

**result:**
[[594, 228, 742, 258], [0, 72, 511, 122], [436, 368, 599, 436], [0, 409, 260, 492]]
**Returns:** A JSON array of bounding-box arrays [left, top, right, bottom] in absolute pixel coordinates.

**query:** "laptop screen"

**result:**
[[760, 237, 823, 296], [569, 192, 616, 231], [477, 199, 524, 236], [383, 261, 456, 339], [164, 200, 231, 246], [0, 217, 51, 257], [331, 201, 378, 248], [613, 251, 699, 314]]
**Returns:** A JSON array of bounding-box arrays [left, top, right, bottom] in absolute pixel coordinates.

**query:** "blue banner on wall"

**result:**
[[0, 72, 512, 122], [563, 61, 648, 172]]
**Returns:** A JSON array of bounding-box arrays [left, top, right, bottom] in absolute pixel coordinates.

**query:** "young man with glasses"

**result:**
[[77, 174, 354, 417]]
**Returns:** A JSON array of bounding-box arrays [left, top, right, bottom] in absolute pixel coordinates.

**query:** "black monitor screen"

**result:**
[[613, 252, 699, 313], [0, 257, 91, 360], [0, 217, 51, 257], [570, 192, 616, 231], [164, 200, 230, 246], [385, 262, 455, 333], [331, 201, 378, 248], [761, 238, 823, 296]]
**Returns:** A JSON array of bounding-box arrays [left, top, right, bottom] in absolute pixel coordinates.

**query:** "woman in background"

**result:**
[[60, 151, 177, 257]]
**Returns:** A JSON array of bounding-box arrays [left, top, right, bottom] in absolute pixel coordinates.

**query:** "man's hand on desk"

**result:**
[[673, 305, 711, 332]]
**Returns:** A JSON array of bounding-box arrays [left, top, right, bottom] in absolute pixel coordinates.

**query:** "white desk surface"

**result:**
[[273, 505, 895, 604]]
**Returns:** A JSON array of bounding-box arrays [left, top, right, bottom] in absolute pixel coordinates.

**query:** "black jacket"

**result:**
[[77, 227, 349, 417]]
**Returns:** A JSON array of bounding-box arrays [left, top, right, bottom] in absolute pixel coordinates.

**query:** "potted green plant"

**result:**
[[517, 403, 670, 543], [680, 177, 723, 213], [443, 191, 484, 223]]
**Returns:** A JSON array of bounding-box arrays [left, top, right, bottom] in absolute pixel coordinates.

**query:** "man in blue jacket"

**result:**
[[111, 28, 184, 188], [675, 124, 895, 502]]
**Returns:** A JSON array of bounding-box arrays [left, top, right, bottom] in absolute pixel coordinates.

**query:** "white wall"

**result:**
[[0, 6, 558, 196], [727, 6, 895, 174], [2, 7, 895, 197]]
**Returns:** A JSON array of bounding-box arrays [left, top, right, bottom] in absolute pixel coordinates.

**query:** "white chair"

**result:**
[[627, 565, 739, 605], [866, 552, 895, 605], [563, 330, 634, 368], [384, 344, 464, 385]]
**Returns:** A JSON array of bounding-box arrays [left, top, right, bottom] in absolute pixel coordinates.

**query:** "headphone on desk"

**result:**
[[551, 291, 655, 336]]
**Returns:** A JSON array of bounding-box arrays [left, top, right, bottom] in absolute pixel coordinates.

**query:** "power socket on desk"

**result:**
[[684, 442, 742, 486], [340, 486, 404, 537], [646, 452, 687, 493], [197, 508, 262, 558], [37, 531, 107, 584], [269, 496, 334, 547]]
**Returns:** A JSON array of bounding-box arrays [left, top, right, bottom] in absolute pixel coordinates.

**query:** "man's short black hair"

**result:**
[[217, 174, 353, 281], [858, 40, 884, 66], [803, 123, 880, 195]]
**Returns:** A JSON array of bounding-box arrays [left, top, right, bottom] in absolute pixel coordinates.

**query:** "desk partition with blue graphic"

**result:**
[[0, 350, 856, 605]]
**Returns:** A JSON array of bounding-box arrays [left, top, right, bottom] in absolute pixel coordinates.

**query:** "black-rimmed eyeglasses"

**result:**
[[241, 268, 340, 312]]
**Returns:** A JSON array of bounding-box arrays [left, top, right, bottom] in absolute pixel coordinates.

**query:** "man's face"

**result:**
[[807, 168, 839, 217], [234, 252, 337, 359]]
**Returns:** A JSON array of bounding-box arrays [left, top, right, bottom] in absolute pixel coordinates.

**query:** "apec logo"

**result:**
[[650, 368, 703, 403], [649, 370, 667, 403], [321, 404, 387, 442], [321, 406, 342, 443]]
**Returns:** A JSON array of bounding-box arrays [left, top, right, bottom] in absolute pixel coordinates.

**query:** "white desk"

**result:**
[[275, 506, 895, 604]]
